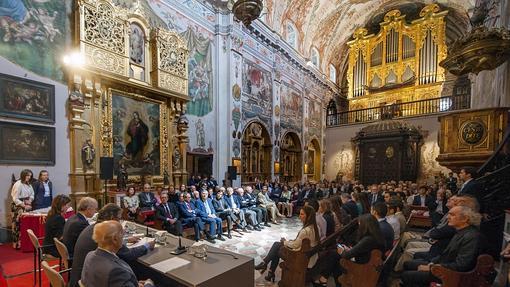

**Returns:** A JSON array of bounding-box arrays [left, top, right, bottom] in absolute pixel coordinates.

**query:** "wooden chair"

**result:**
[[41, 261, 66, 287], [136, 209, 156, 227], [338, 249, 383, 287], [27, 229, 59, 287], [430, 254, 495, 287], [278, 238, 312, 287], [54, 238, 72, 280]]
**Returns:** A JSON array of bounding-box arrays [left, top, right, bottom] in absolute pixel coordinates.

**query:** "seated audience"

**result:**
[[70, 204, 153, 287], [341, 193, 359, 219], [254, 205, 319, 282], [43, 194, 71, 257], [386, 200, 401, 240], [401, 206, 483, 286], [371, 202, 394, 252], [155, 193, 183, 236], [177, 192, 204, 242], [277, 185, 293, 217], [81, 220, 153, 287], [223, 187, 250, 232], [258, 185, 282, 224], [167, 185, 179, 203], [431, 188, 449, 226], [138, 183, 157, 210], [212, 188, 236, 238], [412, 185, 435, 209], [63, 197, 97, 256], [352, 192, 370, 215], [122, 186, 139, 219], [195, 190, 224, 242], [319, 199, 335, 237], [237, 187, 262, 230], [245, 186, 270, 227], [32, 170, 53, 210], [308, 200, 327, 240], [314, 214, 385, 286], [368, 185, 383, 206]]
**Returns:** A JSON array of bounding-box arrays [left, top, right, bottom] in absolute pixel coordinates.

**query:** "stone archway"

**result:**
[[241, 121, 272, 183], [280, 132, 302, 183]]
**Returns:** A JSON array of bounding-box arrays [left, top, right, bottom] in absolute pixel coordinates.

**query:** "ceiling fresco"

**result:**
[[212, 0, 475, 79]]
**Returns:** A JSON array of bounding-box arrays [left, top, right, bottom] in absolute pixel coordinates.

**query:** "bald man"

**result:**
[[81, 221, 141, 287]]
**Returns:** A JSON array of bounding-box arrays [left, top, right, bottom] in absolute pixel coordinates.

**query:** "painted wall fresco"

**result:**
[[306, 98, 322, 140], [280, 83, 302, 133], [241, 59, 273, 131], [0, 0, 66, 80]]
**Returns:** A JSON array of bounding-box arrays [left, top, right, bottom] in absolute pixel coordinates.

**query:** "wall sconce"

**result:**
[[274, 162, 280, 174], [304, 163, 309, 174], [232, 157, 241, 173]]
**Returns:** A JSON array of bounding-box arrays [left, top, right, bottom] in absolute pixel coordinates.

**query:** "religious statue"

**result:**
[[172, 146, 181, 170], [195, 119, 205, 148], [117, 163, 128, 190], [81, 139, 95, 172], [163, 170, 170, 186], [126, 111, 149, 163], [69, 83, 84, 107]]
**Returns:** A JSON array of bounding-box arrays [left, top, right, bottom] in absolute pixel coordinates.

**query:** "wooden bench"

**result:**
[[338, 249, 383, 287], [278, 219, 359, 287], [408, 205, 432, 228], [430, 254, 495, 287]]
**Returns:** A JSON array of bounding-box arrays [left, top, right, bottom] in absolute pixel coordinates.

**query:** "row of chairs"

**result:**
[[26, 229, 83, 287]]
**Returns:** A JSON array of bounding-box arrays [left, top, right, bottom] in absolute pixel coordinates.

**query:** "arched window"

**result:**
[[329, 64, 337, 83], [326, 99, 338, 126], [310, 47, 320, 67], [286, 22, 297, 49], [129, 22, 146, 81]]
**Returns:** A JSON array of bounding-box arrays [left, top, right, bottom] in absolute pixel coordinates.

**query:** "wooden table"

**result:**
[[129, 223, 254, 287]]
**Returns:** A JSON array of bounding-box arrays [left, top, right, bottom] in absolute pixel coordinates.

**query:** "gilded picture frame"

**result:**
[[0, 73, 55, 123], [104, 89, 168, 177], [0, 121, 55, 165]]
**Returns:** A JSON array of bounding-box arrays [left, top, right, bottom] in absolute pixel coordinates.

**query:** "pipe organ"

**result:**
[[346, 4, 447, 110]]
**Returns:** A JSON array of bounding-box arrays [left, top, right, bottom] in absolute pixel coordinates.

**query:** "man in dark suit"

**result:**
[[368, 185, 384, 206], [340, 193, 359, 219], [138, 183, 157, 210], [155, 193, 183, 236], [31, 170, 53, 210], [63, 197, 97, 257], [401, 205, 482, 286], [458, 167, 482, 199], [69, 204, 152, 287], [212, 188, 236, 238], [81, 220, 151, 287], [371, 202, 394, 252], [412, 185, 435, 209], [177, 192, 204, 241], [236, 187, 261, 230], [195, 190, 223, 242], [244, 186, 270, 227], [224, 187, 251, 231]]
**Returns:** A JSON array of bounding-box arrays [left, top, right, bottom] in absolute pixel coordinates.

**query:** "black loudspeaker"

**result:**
[[227, 166, 237, 180], [99, 157, 114, 180]]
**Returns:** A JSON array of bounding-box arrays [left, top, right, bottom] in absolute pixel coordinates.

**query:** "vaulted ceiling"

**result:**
[[216, 0, 475, 83]]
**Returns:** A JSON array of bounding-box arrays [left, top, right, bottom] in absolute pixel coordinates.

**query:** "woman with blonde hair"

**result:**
[[277, 185, 293, 217]]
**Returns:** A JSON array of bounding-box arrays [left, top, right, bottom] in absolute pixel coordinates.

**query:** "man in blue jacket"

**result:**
[[195, 190, 224, 242], [177, 192, 204, 242]]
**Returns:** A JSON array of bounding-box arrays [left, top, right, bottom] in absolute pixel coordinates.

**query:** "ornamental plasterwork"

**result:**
[[83, 3, 126, 55]]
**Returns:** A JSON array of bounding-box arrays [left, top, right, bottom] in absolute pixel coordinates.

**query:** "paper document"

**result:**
[[127, 237, 155, 249], [150, 257, 190, 273]]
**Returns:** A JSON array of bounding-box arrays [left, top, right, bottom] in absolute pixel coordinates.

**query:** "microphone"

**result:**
[[171, 236, 186, 255]]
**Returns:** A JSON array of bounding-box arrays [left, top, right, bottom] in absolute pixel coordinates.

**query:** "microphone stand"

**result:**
[[171, 236, 186, 255]]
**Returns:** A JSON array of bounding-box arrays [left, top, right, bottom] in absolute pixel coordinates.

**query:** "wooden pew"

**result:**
[[338, 249, 383, 287], [277, 219, 359, 287], [408, 205, 432, 228], [278, 239, 312, 287], [430, 254, 495, 287]]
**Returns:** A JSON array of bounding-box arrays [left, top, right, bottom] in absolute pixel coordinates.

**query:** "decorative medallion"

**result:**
[[232, 84, 241, 101], [460, 120, 486, 145], [368, 147, 376, 159], [274, 105, 280, 117], [233, 139, 241, 157], [232, 107, 241, 131], [385, 146, 394, 158]]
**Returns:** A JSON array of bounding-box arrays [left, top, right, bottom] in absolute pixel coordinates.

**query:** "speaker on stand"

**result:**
[[227, 166, 237, 180], [99, 157, 114, 207]]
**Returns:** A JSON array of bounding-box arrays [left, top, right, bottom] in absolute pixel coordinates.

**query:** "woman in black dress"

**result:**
[[43, 194, 71, 257]]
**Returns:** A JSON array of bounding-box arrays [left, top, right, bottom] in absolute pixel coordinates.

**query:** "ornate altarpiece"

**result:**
[[68, 0, 189, 204]]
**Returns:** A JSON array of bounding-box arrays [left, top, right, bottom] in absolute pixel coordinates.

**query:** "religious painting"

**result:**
[[0, 73, 55, 123], [242, 60, 273, 129], [0, 122, 55, 165], [0, 0, 66, 80], [281, 84, 302, 132], [112, 92, 160, 175], [307, 99, 322, 138], [182, 27, 213, 117], [307, 149, 315, 174]]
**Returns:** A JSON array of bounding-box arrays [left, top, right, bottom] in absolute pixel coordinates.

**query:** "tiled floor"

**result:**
[[204, 216, 302, 286]]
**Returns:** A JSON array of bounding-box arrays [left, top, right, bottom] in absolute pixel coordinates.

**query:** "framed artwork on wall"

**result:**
[[0, 122, 55, 165], [0, 73, 55, 123]]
